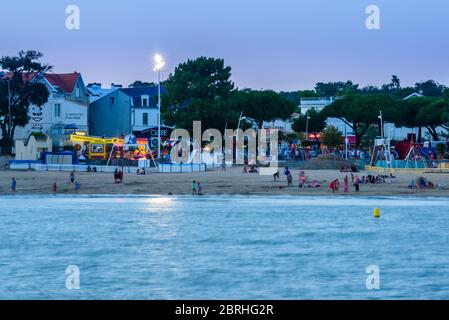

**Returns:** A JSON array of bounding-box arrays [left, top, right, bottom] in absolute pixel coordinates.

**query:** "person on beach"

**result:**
[[287, 172, 293, 187], [69, 170, 75, 184], [197, 182, 203, 195], [329, 179, 339, 193], [299, 171, 306, 188], [114, 169, 119, 184], [118, 170, 124, 183], [192, 181, 197, 195], [417, 176, 427, 192], [353, 175, 360, 192], [344, 175, 349, 193], [309, 180, 320, 188], [284, 166, 290, 178], [273, 170, 280, 182], [11, 177, 16, 192], [249, 164, 258, 173]]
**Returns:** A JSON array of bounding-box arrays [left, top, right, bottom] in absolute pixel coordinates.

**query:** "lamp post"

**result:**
[[7, 80, 12, 145], [305, 114, 311, 141], [236, 112, 246, 162], [153, 53, 166, 161], [345, 124, 348, 160]]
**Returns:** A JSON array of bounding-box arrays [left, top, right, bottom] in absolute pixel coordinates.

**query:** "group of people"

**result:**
[[329, 174, 361, 193], [86, 165, 98, 173], [340, 165, 359, 173], [242, 164, 258, 174], [410, 176, 435, 191], [114, 169, 124, 184], [280, 167, 321, 189], [191, 180, 203, 195]]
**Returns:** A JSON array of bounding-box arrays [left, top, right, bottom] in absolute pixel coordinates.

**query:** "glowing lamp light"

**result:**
[[153, 54, 166, 71]]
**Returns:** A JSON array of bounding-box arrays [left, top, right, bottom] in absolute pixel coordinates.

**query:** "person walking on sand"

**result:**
[[114, 169, 119, 184], [192, 180, 197, 195], [11, 177, 16, 192], [344, 175, 349, 193], [353, 174, 360, 192], [197, 182, 203, 195], [299, 171, 306, 188], [273, 170, 280, 182], [69, 170, 75, 184], [287, 172, 293, 187]]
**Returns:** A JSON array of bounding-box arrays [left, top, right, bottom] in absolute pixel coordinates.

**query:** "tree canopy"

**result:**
[[227, 89, 296, 128], [163, 57, 295, 132], [321, 126, 343, 148], [129, 80, 157, 88], [315, 81, 359, 97], [0, 50, 51, 154], [292, 109, 326, 141], [415, 80, 446, 97], [322, 94, 397, 147]]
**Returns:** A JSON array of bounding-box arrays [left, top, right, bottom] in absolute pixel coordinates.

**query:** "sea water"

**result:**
[[0, 195, 448, 300]]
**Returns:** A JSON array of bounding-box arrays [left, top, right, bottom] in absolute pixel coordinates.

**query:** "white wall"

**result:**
[[14, 98, 88, 140], [132, 108, 159, 132]]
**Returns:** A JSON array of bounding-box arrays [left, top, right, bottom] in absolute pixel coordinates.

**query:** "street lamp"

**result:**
[[7, 80, 12, 145], [344, 125, 348, 160], [153, 53, 166, 161], [305, 114, 311, 141], [236, 112, 247, 162]]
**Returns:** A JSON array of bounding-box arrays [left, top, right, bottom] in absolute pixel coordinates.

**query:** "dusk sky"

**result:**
[[1, 0, 448, 91]]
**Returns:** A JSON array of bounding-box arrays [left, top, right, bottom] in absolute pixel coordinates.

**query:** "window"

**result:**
[[143, 113, 149, 126], [141, 95, 149, 107], [109, 97, 115, 105], [75, 86, 80, 98], [54, 103, 61, 117]]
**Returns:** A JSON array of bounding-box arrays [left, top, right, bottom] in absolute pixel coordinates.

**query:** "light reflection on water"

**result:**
[[0, 195, 449, 300]]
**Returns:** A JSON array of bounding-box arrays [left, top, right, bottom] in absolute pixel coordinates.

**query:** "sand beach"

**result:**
[[1, 167, 448, 196]]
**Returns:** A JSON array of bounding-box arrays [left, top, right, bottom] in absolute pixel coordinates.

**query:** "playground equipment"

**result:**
[[70, 134, 124, 160], [370, 138, 392, 168]]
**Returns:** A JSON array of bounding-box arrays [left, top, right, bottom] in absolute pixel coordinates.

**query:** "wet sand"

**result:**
[[1, 167, 448, 196]]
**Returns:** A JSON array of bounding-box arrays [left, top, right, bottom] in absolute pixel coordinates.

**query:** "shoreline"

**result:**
[[1, 193, 449, 198], [1, 168, 448, 197]]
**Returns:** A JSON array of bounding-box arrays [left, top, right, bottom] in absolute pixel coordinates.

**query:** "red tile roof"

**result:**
[[2, 72, 80, 94], [44, 73, 79, 93]]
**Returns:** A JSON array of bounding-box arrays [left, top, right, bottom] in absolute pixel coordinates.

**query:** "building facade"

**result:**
[[89, 86, 164, 138], [12, 72, 89, 152]]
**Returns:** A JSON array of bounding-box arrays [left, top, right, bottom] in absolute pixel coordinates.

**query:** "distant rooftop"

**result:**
[[2, 72, 81, 94]]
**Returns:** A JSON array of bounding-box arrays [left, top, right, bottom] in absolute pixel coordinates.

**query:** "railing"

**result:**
[[10, 162, 208, 174], [375, 160, 449, 170]]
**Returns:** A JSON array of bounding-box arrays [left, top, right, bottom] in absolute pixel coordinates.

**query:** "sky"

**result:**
[[1, 0, 448, 91]]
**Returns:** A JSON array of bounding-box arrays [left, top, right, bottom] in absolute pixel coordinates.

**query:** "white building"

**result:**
[[299, 97, 350, 134], [11, 72, 89, 152], [299, 94, 442, 141], [262, 113, 300, 133]]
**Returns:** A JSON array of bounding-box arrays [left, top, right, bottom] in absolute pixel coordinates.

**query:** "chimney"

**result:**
[[87, 82, 102, 90], [111, 83, 123, 89]]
